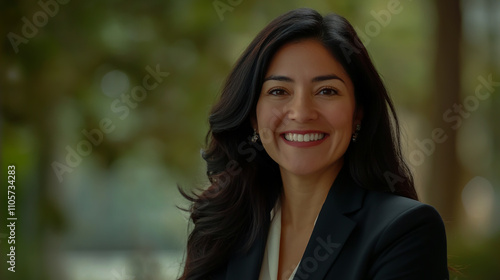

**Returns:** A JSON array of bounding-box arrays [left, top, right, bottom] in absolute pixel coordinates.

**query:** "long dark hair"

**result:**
[[179, 8, 417, 280]]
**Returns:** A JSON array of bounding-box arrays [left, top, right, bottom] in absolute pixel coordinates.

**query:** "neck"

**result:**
[[280, 161, 343, 230]]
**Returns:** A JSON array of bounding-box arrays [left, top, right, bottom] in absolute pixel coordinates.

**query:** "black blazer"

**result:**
[[213, 169, 449, 280]]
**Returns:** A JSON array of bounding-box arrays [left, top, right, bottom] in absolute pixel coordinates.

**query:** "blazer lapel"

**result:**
[[294, 168, 365, 280]]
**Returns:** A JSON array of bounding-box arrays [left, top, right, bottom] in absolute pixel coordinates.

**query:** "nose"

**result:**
[[285, 91, 318, 123]]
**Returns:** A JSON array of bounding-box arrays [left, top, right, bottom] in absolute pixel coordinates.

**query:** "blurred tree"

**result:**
[[428, 0, 462, 224], [1, 1, 498, 279], [485, 0, 500, 203]]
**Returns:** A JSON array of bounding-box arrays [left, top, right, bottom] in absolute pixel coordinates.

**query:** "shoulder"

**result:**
[[356, 189, 446, 240], [362, 190, 443, 226], [331, 173, 447, 244], [360, 190, 448, 262], [349, 190, 449, 277]]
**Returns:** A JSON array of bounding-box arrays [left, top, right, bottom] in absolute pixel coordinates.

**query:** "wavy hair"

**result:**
[[179, 8, 417, 280]]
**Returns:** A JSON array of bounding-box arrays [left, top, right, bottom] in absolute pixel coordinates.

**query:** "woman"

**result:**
[[180, 8, 449, 280]]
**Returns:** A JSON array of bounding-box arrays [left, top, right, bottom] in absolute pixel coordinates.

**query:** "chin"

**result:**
[[281, 163, 325, 176]]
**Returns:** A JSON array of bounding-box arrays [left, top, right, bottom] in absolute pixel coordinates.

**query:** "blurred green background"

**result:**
[[1, 0, 499, 279]]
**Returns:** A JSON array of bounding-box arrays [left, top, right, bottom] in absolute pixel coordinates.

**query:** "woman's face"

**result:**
[[255, 39, 360, 177]]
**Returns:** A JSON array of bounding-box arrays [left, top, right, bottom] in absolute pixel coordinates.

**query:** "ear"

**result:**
[[250, 114, 258, 131], [354, 106, 363, 126]]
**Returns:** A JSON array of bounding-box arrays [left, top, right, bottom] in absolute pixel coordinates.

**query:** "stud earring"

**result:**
[[352, 124, 361, 142], [251, 129, 260, 143]]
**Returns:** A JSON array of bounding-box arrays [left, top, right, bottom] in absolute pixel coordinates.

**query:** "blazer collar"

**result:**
[[293, 167, 365, 279], [225, 167, 366, 280], [327, 166, 365, 214]]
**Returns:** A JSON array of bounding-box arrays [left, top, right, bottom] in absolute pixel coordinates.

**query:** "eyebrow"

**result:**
[[263, 74, 345, 84]]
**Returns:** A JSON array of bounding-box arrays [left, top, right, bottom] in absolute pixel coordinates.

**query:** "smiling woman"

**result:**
[[256, 39, 358, 179], [179, 8, 449, 280]]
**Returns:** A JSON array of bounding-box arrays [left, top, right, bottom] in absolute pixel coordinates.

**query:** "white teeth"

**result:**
[[284, 133, 325, 142]]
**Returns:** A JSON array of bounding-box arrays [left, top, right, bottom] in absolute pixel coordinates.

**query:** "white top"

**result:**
[[258, 202, 299, 280]]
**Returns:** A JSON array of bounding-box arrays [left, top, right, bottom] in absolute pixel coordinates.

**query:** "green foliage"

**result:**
[[1, 0, 498, 279]]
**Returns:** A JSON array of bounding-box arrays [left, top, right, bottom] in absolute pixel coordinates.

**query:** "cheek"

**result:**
[[325, 103, 355, 128], [256, 101, 282, 148], [256, 101, 283, 132], [255, 101, 267, 129]]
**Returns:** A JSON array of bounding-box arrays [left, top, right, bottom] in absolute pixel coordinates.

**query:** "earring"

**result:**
[[352, 124, 361, 142], [251, 129, 260, 143]]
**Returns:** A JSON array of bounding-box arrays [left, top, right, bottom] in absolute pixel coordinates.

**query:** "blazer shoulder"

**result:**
[[362, 190, 443, 224], [360, 190, 447, 253], [358, 191, 449, 278]]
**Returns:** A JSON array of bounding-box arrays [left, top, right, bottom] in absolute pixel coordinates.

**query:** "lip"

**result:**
[[280, 130, 329, 148]]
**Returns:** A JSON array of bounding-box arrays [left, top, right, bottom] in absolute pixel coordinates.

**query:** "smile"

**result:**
[[283, 132, 325, 142], [280, 131, 328, 148]]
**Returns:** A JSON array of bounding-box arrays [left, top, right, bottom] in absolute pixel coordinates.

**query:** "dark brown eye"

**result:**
[[269, 88, 287, 96], [318, 87, 338, 96]]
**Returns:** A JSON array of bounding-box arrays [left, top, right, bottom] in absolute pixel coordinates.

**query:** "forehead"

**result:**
[[265, 39, 350, 80]]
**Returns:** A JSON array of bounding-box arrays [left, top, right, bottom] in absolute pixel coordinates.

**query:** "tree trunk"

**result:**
[[429, 0, 462, 224]]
